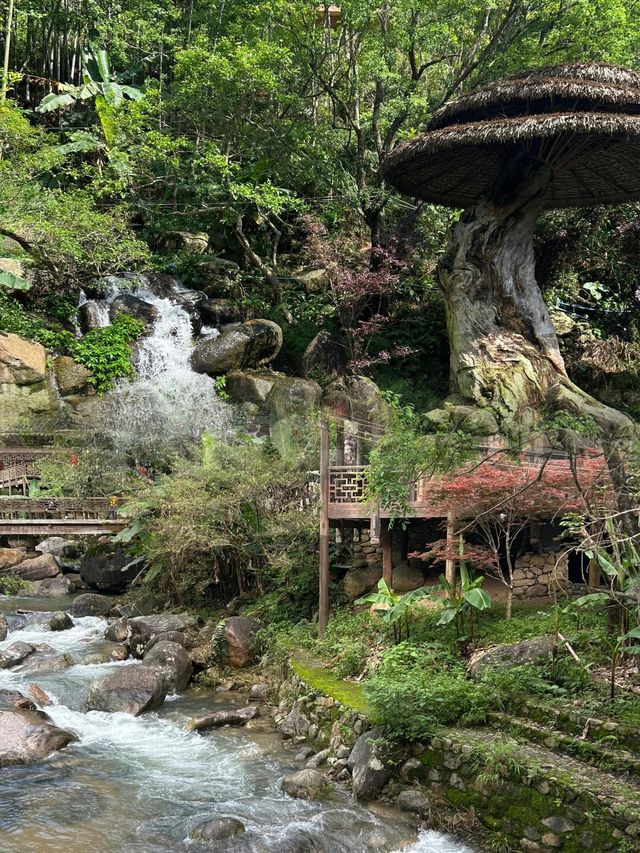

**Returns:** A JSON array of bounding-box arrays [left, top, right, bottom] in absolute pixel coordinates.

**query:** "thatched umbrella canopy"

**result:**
[[382, 63, 639, 441], [385, 63, 640, 209]]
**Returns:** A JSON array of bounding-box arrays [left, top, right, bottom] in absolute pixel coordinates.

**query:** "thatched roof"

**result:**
[[384, 63, 640, 209]]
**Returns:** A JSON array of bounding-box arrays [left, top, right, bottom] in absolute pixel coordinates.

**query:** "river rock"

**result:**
[[32, 576, 75, 596], [0, 708, 77, 766], [0, 613, 7, 641], [191, 319, 282, 375], [143, 630, 190, 653], [80, 543, 138, 593], [249, 683, 269, 702], [144, 641, 192, 693], [36, 537, 85, 559], [199, 298, 243, 326], [0, 689, 35, 709], [49, 611, 73, 631], [223, 617, 260, 668], [109, 293, 158, 326], [79, 300, 103, 333], [191, 817, 246, 844], [267, 376, 321, 418], [105, 617, 130, 642], [52, 355, 93, 396], [347, 726, 403, 801], [468, 635, 555, 678], [0, 333, 46, 385], [12, 553, 60, 581], [0, 641, 35, 669], [0, 547, 25, 570], [302, 331, 346, 381], [21, 652, 73, 673], [279, 708, 311, 739], [71, 593, 114, 617], [281, 769, 333, 801], [225, 370, 279, 406], [396, 788, 431, 818], [127, 613, 199, 658], [87, 664, 167, 715], [189, 705, 259, 731], [27, 684, 53, 706]]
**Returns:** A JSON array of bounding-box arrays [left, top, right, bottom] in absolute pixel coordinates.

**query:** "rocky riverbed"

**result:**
[[0, 594, 474, 853]]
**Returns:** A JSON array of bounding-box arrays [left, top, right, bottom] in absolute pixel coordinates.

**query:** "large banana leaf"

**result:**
[[0, 270, 31, 290]]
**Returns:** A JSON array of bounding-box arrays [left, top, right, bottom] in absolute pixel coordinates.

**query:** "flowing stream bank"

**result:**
[[0, 597, 474, 853]]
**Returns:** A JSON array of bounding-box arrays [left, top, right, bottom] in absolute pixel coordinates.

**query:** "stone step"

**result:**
[[521, 698, 640, 752], [489, 711, 640, 780]]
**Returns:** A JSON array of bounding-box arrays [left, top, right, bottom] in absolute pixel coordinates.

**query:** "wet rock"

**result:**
[[36, 537, 85, 559], [87, 664, 167, 715], [0, 613, 6, 641], [0, 689, 35, 709], [191, 319, 282, 375], [281, 769, 333, 801], [144, 640, 192, 693], [12, 553, 60, 581], [225, 370, 279, 406], [0, 708, 77, 766], [0, 333, 46, 385], [294, 747, 315, 762], [21, 652, 73, 673], [49, 611, 73, 631], [144, 631, 190, 654], [280, 831, 326, 853], [279, 708, 311, 739], [105, 617, 129, 642], [127, 613, 198, 658], [347, 726, 404, 801], [248, 683, 269, 702], [71, 593, 114, 617], [191, 817, 245, 843], [189, 705, 259, 731], [199, 298, 243, 326], [302, 331, 346, 381], [52, 355, 93, 396], [306, 748, 331, 769], [468, 635, 555, 678], [0, 547, 25, 571], [79, 300, 103, 333], [110, 645, 129, 662], [27, 684, 53, 706], [80, 543, 139, 594], [267, 376, 321, 419], [0, 641, 35, 669], [224, 616, 260, 668], [32, 576, 75, 596], [109, 293, 158, 326], [396, 788, 431, 818]]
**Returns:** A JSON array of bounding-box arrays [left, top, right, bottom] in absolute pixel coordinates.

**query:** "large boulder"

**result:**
[[52, 355, 93, 396], [294, 266, 330, 293], [0, 689, 35, 709], [0, 708, 77, 766], [223, 617, 260, 668], [0, 547, 25, 571], [109, 293, 158, 326], [0, 641, 35, 669], [156, 231, 209, 254], [392, 563, 427, 594], [143, 641, 192, 693], [191, 817, 245, 844], [281, 769, 333, 801], [468, 636, 555, 678], [49, 611, 73, 632], [343, 566, 381, 601], [199, 298, 243, 326], [191, 320, 282, 375], [225, 370, 279, 406], [0, 333, 46, 385], [86, 664, 166, 715], [267, 376, 321, 418], [347, 726, 403, 801], [11, 553, 60, 581], [31, 576, 74, 596], [322, 376, 389, 425], [127, 613, 199, 658], [78, 301, 103, 333], [36, 537, 84, 559], [302, 331, 347, 381], [70, 593, 115, 617], [80, 543, 138, 593]]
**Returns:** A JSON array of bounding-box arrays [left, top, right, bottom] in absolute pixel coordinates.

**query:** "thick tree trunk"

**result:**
[[437, 162, 632, 440]]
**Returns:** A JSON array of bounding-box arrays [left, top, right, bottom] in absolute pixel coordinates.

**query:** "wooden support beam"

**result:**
[[445, 510, 457, 590], [382, 520, 393, 588], [319, 417, 330, 637], [588, 557, 601, 590]]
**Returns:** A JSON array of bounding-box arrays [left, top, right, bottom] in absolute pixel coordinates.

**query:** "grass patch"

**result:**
[[291, 654, 371, 715]]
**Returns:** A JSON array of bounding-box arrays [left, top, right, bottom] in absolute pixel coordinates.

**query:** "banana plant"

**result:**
[[36, 34, 142, 150], [356, 578, 429, 643], [428, 554, 491, 652]]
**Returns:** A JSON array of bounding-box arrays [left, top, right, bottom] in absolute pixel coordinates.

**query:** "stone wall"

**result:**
[[512, 552, 568, 599]]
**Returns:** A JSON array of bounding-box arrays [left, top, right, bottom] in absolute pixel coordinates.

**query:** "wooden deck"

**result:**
[[0, 498, 126, 536], [327, 465, 438, 520]]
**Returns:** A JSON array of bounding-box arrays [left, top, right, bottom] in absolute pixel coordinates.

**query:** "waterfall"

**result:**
[[87, 276, 232, 461]]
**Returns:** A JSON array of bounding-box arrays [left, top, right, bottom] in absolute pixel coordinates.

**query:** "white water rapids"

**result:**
[[0, 603, 475, 853]]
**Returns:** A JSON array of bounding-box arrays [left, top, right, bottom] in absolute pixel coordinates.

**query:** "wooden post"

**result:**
[[445, 510, 457, 590], [318, 417, 330, 636], [336, 423, 345, 466], [588, 557, 601, 590], [382, 520, 393, 588]]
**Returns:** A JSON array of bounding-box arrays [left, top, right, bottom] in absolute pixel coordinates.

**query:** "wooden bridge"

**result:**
[[0, 498, 126, 536]]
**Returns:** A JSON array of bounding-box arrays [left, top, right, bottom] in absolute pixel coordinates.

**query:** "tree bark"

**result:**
[[437, 160, 633, 441]]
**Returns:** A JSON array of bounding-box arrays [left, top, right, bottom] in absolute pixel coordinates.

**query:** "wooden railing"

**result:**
[[0, 497, 117, 520]]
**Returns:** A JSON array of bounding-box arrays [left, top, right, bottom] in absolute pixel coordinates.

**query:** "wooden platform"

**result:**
[[0, 497, 125, 537], [0, 519, 126, 535]]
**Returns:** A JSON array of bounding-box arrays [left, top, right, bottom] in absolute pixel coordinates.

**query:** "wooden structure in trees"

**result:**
[[0, 498, 125, 536]]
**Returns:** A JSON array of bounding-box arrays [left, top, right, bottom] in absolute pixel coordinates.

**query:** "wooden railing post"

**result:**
[[319, 417, 330, 636], [445, 510, 457, 592], [382, 520, 393, 588]]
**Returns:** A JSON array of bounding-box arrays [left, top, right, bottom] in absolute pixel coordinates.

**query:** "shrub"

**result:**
[[68, 313, 144, 391]]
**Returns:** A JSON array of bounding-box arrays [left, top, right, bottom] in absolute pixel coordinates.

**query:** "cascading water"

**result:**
[[0, 604, 475, 853], [86, 276, 232, 460]]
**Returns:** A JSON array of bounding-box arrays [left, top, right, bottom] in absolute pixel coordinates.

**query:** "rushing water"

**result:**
[[0, 601, 475, 853], [78, 276, 231, 460]]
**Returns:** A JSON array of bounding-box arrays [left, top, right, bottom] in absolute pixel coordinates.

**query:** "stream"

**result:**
[[0, 598, 475, 853]]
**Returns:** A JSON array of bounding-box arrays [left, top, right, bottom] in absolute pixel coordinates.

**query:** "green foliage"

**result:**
[[67, 313, 144, 391], [356, 578, 430, 643], [0, 575, 30, 596]]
